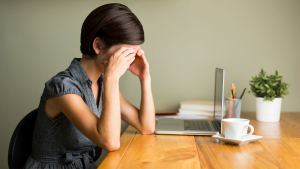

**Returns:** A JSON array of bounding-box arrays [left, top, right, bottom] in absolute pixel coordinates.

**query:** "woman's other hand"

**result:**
[[103, 47, 136, 80], [128, 48, 150, 80]]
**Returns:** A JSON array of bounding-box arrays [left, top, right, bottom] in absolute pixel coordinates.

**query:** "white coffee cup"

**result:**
[[222, 118, 254, 140]]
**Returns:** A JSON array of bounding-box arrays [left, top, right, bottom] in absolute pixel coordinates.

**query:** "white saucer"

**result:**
[[212, 134, 263, 145]]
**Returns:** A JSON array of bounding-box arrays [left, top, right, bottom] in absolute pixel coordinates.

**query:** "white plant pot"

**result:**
[[256, 97, 282, 122]]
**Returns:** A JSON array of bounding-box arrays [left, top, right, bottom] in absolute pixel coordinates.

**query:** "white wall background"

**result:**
[[1, 0, 299, 168]]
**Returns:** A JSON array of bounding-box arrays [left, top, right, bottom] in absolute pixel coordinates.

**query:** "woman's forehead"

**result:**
[[119, 44, 141, 51], [111, 44, 141, 51]]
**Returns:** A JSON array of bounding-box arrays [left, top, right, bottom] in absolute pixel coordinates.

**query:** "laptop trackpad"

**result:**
[[161, 122, 179, 126], [159, 122, 180, 130]]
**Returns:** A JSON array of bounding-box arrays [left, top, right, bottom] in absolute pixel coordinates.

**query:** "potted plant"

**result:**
[[247, 69, 290, 122]]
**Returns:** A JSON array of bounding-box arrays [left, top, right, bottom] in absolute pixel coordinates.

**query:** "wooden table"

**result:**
[[98, 112, 300, 169]]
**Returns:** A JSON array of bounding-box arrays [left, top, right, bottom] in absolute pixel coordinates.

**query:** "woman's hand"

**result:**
[[128, 48, 150, 80], [103, 47, 136, 80]]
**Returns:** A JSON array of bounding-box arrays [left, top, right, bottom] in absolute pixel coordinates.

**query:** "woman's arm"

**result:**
[[47, 90, 120, 152], [120, 78, 155, 134], [98, 75, 121, 150], [120, 48, 155, 134], [139, 77, 155, 133], [46, 47, 137, 151]]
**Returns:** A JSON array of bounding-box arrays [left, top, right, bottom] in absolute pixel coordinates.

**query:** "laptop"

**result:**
[[155, 68, 225, 135]]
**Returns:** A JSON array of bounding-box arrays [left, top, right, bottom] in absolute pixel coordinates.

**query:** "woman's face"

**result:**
[[95, 44, 141, 73]]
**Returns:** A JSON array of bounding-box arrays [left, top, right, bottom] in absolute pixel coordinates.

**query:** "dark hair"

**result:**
[[80, 3, 144, 57]]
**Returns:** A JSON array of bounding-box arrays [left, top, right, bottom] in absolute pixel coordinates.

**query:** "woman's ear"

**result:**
[[92, 37, 101, 54]]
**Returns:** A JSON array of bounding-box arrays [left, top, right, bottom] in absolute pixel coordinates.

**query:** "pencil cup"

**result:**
[[225, 98, 242, 118]]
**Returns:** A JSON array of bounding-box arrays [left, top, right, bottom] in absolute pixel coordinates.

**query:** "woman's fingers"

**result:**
[[137, 48, 145, 56], [137, 49, 146, 61], [104, 47, 139, 79], [128, 55, 136, 65], [136, 50, 147, 62], [125, 54, 136, 68], [127, 56, 135, 70], [119, 48, 136, 59], [111, 47, 136, 65], [113, 47, 129, 57]]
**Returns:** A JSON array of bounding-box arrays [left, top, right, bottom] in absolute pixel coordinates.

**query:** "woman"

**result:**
[[24, 3, 155, 169]]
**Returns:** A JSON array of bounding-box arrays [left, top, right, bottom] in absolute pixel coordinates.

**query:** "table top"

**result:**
[[98, 112, 300, 169]]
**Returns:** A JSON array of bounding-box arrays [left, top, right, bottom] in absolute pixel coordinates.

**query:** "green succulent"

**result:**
[[247, 69, 290, 101]]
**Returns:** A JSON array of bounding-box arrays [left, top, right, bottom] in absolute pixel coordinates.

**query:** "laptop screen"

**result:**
[[214, 68, 225, 129]]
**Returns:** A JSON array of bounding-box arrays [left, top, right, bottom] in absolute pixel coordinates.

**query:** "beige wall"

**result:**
[[1, 0, 299, 168]]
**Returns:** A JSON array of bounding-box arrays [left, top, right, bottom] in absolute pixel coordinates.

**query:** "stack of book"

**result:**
[[179, 100, 222, 116]]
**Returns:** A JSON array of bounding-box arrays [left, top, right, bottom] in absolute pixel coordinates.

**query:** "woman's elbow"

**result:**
[[141, 127, 155, 135], [104, 141, 120, 152], [97, 137, 120, 152]]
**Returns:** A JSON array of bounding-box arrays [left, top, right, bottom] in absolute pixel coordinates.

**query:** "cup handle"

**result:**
[[242, 124, 254, 140]]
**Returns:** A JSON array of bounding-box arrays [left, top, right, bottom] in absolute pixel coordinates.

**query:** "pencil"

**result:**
[[240, 88, 247, 99], [229, 83, 234, 118]]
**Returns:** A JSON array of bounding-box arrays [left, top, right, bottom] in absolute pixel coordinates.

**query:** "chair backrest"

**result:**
[[8, 109, 102, 168], [92, 146, 102, 162], [8, 109, 38, 169]]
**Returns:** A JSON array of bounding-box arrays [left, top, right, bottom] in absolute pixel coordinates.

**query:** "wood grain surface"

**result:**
[[98, 125, 137, 169], [98, 112, 300, 169], [195, 136, 282, 169], [117, 132, 200, 169], [242, 112, 300, 169]]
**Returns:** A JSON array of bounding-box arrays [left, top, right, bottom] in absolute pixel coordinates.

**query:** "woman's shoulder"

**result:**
[[46, 69, 77, 86], [44, 70, 83, 98]]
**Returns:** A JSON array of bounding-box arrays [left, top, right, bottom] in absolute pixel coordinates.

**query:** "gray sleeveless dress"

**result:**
[[24, 58, 104, 169]]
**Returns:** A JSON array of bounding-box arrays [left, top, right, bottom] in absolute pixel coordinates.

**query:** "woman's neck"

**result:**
[[79, 56, 103, 84]]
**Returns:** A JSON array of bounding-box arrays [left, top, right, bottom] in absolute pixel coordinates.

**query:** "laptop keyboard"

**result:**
[[184, 120, 212, 131]]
